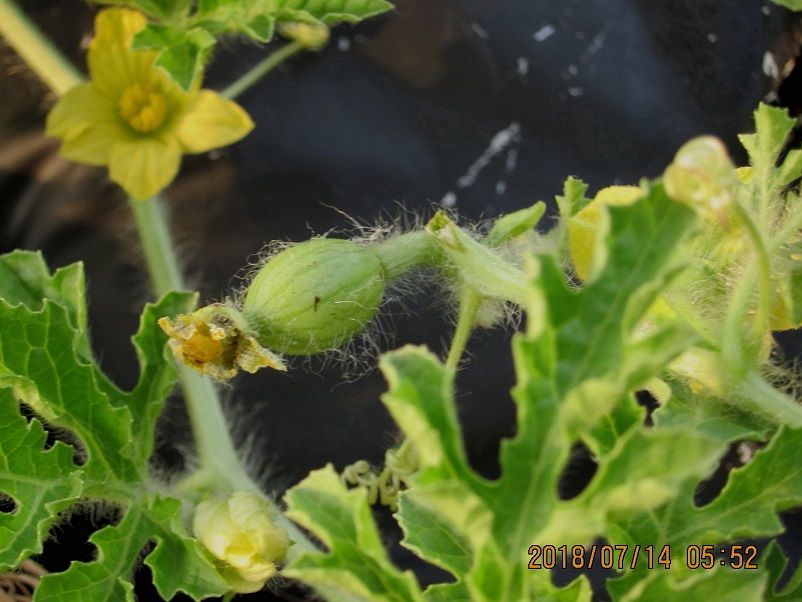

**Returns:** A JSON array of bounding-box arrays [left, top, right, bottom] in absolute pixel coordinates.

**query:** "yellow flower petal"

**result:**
[[46, 83, 131, 165], [176, 91, 254, 154], [88, 8, 157, 99], [46, 83, 98, 138], [92, 7, 147, 49], [109, 135, 181, 200], [194, 492, 287, 594]]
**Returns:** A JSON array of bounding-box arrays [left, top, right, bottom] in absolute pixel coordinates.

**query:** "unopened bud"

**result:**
[[664, 136, 737, 218], [193, 492, 289, 594]]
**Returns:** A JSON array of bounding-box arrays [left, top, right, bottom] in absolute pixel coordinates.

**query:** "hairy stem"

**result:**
[[735, 370, 802, 429], [446, 289, 480, 372], [372, 231, 441, 280], [0, 0, 83, 95], [221, 41, 305, 99], [721, 201, 772, 373], [734, 201, 772, 340], [127, 196, 185, 293]]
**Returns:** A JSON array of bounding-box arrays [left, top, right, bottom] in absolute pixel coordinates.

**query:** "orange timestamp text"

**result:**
[[527, 544, 759, 571]]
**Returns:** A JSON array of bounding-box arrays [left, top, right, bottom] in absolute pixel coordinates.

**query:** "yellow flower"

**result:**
[[193, 492, 289, 593], [45, 8, 254, 200], [157, 303, 287, 380]]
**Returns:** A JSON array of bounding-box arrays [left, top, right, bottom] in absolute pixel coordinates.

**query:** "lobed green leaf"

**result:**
[[196, 0, 392, 39], [539, 428, 723, 545], [609, 566, 767, 602], [0, 251, 195, 477], [771, 0, 802, 9], [608, 426, 802, 598], [270, 0, 395, 26], [761, 541, 802, 600], [0, 299, 140, 484], [96, 0, 393, 87], [555, 175, 589, 219], [284, 465, 424, 602], [0, 389, 82, 570], [653, 380, 771, 443], [35, 495, 229, 601], [734, 104, 802, 334], [0, 251, 216, 598], [376, 184, 697, 599], [0, 251, 89, 358], [133, 25, 216, 90]]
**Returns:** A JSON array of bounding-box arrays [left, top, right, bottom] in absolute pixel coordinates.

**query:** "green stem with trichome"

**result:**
[[446, 289, 480, 372], [721, 201, 772, 373], [0, 0, 83, 95], [128, 197, 249, 488], [127, 195, 185, 293], [735, 370, 802, 429], [221, 40, 304, 99], [735, 201, 772, 340], [372, 231, 442, 280]]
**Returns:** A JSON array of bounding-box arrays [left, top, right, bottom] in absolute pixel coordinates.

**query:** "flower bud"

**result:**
[[663, 136, 737, 218], [242, 238, 386, 355], [193, 492, 289, 594]]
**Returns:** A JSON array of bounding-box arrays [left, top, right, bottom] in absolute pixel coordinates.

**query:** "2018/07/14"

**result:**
[[526, 544, 759, 571]]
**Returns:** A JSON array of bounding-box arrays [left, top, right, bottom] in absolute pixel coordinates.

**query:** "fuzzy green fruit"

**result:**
[[243, 238, 386, 355]]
